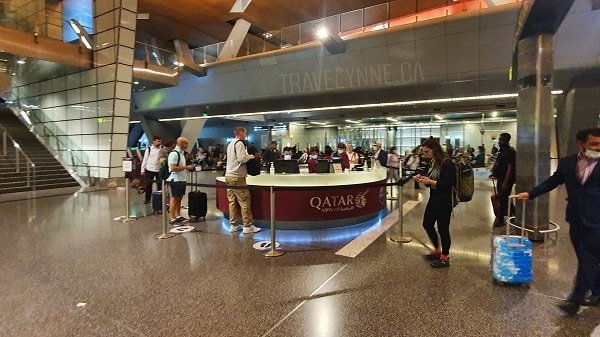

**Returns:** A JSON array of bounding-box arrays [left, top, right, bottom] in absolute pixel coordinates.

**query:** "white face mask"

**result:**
[[284, 155, 292, 160], [310, 154, 318, 159], [337, 149, 344, 154], [585, 149, 600, 160]]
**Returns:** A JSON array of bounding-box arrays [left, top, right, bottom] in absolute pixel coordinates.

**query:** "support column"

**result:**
[[217, 19, 251, 62], [515, 34, 554, 240], [139, 115, 180, 142], [556, 70, 600, 157], [180, 119, 207, 145]]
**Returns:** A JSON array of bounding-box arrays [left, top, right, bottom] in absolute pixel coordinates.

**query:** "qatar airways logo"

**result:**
[[309, 190, 369, 213]]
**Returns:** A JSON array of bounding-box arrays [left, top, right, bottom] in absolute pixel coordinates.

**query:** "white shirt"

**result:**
[[141, 145, 162, 173], [226, 139, 253, 177]]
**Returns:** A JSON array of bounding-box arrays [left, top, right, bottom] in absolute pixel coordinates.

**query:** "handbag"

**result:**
[[491, 178, 501, 217]]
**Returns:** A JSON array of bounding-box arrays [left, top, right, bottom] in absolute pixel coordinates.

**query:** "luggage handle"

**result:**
[[506, 195, 527, 244]]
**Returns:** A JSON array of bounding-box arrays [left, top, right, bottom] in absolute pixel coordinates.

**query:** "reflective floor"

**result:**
[[0, 172, 598, 337]]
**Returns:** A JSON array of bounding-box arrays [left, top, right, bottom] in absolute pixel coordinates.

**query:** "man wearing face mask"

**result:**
[[372, 140, 388, 167], [282, 147, 293, 160], [517, 127, 600, 316]]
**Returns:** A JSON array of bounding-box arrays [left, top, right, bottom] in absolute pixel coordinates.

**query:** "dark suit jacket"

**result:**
[[529, 154, 600, 229], [375, 150, 388, 167]]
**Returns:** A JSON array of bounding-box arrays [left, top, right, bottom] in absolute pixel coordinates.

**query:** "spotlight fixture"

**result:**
[[491, 111, 498, 118], [551, 90, 564, 95], [316, 27, 329, 40], [68, 19, 92, 50], [16, 59, 26, 65], [315, 26, 345, 55], [263, 32, 273, 39]]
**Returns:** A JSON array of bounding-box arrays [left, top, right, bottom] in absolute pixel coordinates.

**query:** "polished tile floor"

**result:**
[[0, 172, 598, 337]]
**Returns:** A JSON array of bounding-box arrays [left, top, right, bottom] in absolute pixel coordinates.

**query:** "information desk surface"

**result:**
[[215, 168, 386, 187]]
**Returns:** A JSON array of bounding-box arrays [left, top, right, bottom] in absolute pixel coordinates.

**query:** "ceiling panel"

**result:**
[[136, 0, 394, 49]]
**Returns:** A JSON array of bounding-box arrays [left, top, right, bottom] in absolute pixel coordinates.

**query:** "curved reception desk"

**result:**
[[216, 169, 387, 229]]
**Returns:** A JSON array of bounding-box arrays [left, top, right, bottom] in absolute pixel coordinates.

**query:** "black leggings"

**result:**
[[422, 198, 452, 255]]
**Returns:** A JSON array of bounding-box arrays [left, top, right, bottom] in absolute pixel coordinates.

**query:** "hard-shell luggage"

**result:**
[[152, 190, 169, 214], [492, 196, 533, 285], [188, 171, 207, 221]]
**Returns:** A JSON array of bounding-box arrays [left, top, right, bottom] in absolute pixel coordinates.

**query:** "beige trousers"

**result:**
[[225, 176, 253, 227]]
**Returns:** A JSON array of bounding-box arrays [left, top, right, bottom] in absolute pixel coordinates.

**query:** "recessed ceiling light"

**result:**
[[491, 111, 498, 118], [345, 119, 360, 124], [310, 121, 327, 126], [434, 114, 443, 120], [551, 90, 563, 95], [17, 59, 26, 65], [386, 117, 398, 122], [133, 81, 140, 85]]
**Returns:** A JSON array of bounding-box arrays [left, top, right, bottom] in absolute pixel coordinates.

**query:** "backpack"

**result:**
[[234, 140, 260, 176], [451, 158, 474, 207], [159, 150, 180, 181]]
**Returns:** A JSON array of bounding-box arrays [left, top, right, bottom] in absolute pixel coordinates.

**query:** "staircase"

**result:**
[[0, 108, 81, 195]]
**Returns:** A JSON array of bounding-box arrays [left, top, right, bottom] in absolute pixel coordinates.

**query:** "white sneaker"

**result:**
[[229, 225, 242, 233], [242, 225, 261, 234]]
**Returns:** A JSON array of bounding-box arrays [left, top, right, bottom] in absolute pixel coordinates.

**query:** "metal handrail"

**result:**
[[0, 123, 36, 188]]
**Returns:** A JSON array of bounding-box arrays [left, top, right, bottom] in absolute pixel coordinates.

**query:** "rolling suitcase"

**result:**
[[492, 195, 533, 285], [188, 171, 207, 221], [152, 190, 169, 214]]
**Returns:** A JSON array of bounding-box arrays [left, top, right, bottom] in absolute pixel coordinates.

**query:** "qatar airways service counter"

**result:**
[[216, 168, 387, 229]]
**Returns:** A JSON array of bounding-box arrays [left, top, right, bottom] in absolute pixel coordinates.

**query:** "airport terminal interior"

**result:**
[[1, 0, 600, 336]]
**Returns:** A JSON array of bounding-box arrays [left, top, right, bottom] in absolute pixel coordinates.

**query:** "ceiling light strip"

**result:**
[[156, 93, 519, 122]]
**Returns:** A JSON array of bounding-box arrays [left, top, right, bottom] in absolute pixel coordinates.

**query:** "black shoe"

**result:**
[[424, 253, 441, 261], [169, 219, 181, 226], [176, 216, 188, 223], [558, 301, 580, 316], [583, 295, 600, 307], [430, 258, 450, 269]]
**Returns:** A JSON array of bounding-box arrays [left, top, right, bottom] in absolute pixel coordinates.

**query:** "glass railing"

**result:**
[[134, 41, 180, 68], [192, 0, 521, 63], [25, 109, 90, 183], [0, 122, 36, 189], [191, 40, 234, 65], [0, 0, 77, 40]]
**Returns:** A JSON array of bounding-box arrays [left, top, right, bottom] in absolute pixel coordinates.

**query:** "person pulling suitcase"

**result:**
[[517, 127, 600, 316]]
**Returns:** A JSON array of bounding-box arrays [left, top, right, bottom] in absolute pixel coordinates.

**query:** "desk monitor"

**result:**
[[316, 160, 331, 174], [274, 160, 300, 174]]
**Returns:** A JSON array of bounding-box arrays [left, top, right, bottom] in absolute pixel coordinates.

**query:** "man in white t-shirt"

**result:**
[[141, 136, 162, 204]]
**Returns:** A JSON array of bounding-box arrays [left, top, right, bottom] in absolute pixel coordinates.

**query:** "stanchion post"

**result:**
[[123, 178, 136, 222], [265, 185, 285, 257], [155, 179, 175, 240], [390, 183, 412, 243]]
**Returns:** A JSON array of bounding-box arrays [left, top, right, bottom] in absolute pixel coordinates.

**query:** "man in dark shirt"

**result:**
[[491, 133, 516, 227], [264, 141, 280, 163]]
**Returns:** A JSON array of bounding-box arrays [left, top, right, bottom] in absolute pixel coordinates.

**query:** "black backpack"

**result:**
[[235, 140, 260, 176], [159, 150, 180, 181]]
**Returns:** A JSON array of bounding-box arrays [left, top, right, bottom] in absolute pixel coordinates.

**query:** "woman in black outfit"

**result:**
[[414, 139, 456, 268]]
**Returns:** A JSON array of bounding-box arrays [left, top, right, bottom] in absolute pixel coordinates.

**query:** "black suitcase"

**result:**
[[152, 190, 169, 214], [188, 171, 207, 220]]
